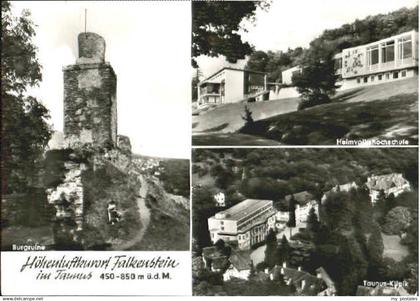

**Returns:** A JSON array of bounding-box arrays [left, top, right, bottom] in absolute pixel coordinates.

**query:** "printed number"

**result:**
[[120, 273, 136, 280], [100, 273, 115, 280]]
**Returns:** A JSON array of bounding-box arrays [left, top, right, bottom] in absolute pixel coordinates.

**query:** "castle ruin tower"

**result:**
[[63, 32, 117, 148]]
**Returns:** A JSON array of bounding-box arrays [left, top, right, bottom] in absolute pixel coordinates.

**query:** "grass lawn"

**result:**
[[192, 78, 418, 146], [192, 133, 282, 146], [2, 226, 54, 250], [129, 205, 189, 251], [382, 233, 409, 262], [248, 92, 418, 145]]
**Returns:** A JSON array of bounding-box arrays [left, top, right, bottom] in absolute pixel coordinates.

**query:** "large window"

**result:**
[[367, 46, 379, 65], [398, 36, 412, 59], [381, 41, 395, 63]]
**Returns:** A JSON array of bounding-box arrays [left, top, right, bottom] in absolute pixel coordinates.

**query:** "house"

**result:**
[[223, 249, 252, 281], [208, 199, 276, 250], [201, 246, 229, 272], [214, 192, 226, 207], [285, 191, 319, 225], [274, 201, 290, 230], [366, 173, 411, 203], [197, 67, 268, 106], [321, 181, 358, 204], [282, 66, 302, 85], [315, 267, 337, 296], [270, 262, 335, 296], [335, 30, 418, 90]]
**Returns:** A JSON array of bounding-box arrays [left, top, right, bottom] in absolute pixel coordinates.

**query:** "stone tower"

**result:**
[[63, 32, 117, 148]]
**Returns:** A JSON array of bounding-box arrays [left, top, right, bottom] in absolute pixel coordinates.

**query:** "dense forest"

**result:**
[[159, 159, 190, 198], [245, 6, 418, 83], [192, 149, 418, 295]]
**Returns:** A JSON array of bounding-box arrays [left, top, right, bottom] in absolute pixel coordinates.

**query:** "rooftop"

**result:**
[[215, 199, 273, 221], [201, 67, 266, 84], [342, 29, 417, 52], [366, 173, 409, 191], [285, 191, 315, 205], [272, 265, 326, 295], [229, 249, 252, 271]]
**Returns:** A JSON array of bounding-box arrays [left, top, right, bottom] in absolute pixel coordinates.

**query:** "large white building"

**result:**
[[279, 30, 418, 98], [335, 30, 418, 90], [208, 199, 276, 250], [366, 173, 411, 203], [197, 67, 268, 106]]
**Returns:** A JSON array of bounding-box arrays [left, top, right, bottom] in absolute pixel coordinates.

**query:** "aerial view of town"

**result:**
[[192, 149, 418, 296]]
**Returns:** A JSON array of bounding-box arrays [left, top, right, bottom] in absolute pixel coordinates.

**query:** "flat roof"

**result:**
[[342, 29, 417, 52], [201, 67, 266, 84], [217, 198, 272, 221]]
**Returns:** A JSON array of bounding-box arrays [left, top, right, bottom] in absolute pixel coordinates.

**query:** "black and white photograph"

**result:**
[[1, 0, 419, 299], [192, 0, 418, 146], [192, 148, 418, 296], [1, 1, 190, 252]]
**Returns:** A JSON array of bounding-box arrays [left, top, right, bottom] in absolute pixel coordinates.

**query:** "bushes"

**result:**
[[382, 206, 412, 235]]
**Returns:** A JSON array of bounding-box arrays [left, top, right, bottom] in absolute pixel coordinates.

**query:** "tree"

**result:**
[[192, 68, 202, 103], [277, 235, 290, 265], [191, 1, 271, 67], [245, 50, 269, 72], [240, 105, 255, 132], [292, 40, 338, 110], [2, 1, 52, 193], [215, 239, 231, 257], [264, 228, 277, 268], [384, 193, 397, 212], [248, 261, 256, 280], [382, 206, 412, 235], [306, 207, 320, 233], [367, 223, 384, 264], [287, 195, 296, 237]]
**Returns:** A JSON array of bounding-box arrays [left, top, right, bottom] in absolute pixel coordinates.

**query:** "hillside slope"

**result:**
[[192, 97, 300, 133], [193, 78, 418, 145]]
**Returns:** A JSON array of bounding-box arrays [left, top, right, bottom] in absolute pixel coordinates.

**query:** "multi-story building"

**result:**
[[197, 67, 268, 106], [208, 199, 276, 250], [278, 30, 418, 99], [366, 173, 411, 203], [285, 191, 319, 225], [335, 30, 418, 90], [321, 181, 358, 204]]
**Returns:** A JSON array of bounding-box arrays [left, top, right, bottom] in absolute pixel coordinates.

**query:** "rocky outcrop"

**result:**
[[46, 157, 88, 248]]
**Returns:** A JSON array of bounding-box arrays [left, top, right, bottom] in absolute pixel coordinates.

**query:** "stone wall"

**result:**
[[46, 159, 88, 248], [63, 63, 117, 148], [63, 32, 117, 149]]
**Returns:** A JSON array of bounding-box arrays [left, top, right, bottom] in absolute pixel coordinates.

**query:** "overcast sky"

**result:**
[[196, 0, 418, 78], [12, 1, 191, 159]]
